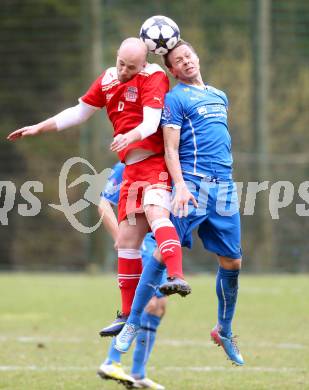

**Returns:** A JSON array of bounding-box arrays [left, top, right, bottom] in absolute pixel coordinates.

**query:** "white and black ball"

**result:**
[[140, 15, 180, 55]]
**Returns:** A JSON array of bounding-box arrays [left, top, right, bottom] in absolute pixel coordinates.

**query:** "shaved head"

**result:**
[[118, 37, 148, 62], [116, 37, 148, 82]]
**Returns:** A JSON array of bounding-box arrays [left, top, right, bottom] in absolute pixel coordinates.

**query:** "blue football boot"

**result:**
[[211, 325, 244, 366], [115, 322, 140, 353], [99, 311, 128, 337]]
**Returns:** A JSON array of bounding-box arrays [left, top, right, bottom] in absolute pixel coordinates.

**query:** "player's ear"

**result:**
[[169, 67, 178, 78]]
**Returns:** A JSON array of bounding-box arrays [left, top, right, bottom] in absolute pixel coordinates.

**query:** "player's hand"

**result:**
[[110, 134, 129, 152], [7, 125, 41, 141], [172, 182, 198, 218]]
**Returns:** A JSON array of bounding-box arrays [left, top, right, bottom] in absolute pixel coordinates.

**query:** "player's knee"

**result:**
[[145, 296, 167, 317], [145, 297, 157, 314], [117, 230, 142, 249], [218, 256, 242, 270], [158, 299, 167, 317], [232, 258, 242, 270]]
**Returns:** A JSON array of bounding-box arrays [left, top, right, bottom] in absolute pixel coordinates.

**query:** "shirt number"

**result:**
[[118, 101, 124, 111]]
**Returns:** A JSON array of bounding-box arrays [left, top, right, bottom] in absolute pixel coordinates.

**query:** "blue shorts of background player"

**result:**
[[97, 162, 167, 389]]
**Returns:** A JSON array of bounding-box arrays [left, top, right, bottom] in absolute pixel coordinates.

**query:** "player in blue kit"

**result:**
[[97, 161, 167, 389], [115, 39, 244, 365], [161, 40, 244, 366], [115, 39, 244, 366]]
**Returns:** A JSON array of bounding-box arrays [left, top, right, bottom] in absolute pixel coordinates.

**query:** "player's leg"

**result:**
[[115, 245, 167, 353], [115, 161, 189, 352], [215, 256, 242, 339], [144, 189, 191, 296], [133, 156, 191, 295], [115, 206, 190, 353], [211, 256, 244, 366], [131, 295, 167, 390], [100, 214, 148, 337], [200, 181, 244, 365], [97, 337, 135, 386]]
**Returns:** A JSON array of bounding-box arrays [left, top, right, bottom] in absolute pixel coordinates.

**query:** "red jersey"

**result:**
[[81, 63, 169, 162]]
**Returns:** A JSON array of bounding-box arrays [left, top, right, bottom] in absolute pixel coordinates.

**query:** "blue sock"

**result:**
[[104, 337, 122, 364], [131, 311, 161, 379], [128, 257, 165, 326], [216, 266, 239, 338]]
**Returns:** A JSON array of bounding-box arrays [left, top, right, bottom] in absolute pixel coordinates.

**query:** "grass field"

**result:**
[[0, 274, 308, 390]]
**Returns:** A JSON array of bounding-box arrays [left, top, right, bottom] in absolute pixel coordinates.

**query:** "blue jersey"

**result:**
[[101, 162, 125, 205], [161, 83, 233, 179]]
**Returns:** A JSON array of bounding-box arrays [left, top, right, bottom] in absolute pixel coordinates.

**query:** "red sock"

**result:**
[[118, 249, 142, 316], [152, 218, 183, 279]]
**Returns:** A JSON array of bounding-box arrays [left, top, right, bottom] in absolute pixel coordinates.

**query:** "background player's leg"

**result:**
[[126, 253, 166, 326], [97, 337, 135, 386], [104, 337, 122, 364], [131, 296, 166, 389], [115, 252, 166, 353]]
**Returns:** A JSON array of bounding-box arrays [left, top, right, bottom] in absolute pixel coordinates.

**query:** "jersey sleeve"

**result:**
[[80, 73, 106, 108], [219, 89, 229, 109], [141, 71, 169, 108], [101, 162, 125, 206], [161, 91, 184, 129]]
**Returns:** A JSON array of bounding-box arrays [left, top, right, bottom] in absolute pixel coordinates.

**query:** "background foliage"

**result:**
[[1, 0, 308, 272]]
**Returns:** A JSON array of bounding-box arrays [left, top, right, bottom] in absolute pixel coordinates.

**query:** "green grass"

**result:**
[[0, 274, 308, 390]]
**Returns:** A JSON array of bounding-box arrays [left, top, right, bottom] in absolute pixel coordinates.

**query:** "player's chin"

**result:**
[[118, 74, 130, 83], [185, 68, 197, 76]]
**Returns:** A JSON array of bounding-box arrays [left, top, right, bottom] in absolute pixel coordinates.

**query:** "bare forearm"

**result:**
[[165, 147, 185, 186], [7, 102, 97, 141], [35, 117, 58, 133], [110, 107, 161, 152], [98, 199, 119, 242], [103, 216, 119, 243], [6, 117, 57, 141]]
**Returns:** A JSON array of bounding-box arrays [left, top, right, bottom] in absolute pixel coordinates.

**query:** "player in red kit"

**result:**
[[7, 38, 191, 337]]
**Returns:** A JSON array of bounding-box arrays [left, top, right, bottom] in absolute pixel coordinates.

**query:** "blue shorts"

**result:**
[[141, 233, 168, 298], [171, 174, 242, 259]]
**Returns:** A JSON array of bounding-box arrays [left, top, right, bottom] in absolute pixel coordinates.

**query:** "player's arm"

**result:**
[[98, 198, 119, 246], [7, 101, 97, 141], [111, 68, 168, 152], [163, 126, 198, 218], [110, 106, 162, 152]]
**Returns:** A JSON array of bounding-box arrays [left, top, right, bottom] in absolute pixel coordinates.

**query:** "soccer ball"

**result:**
[[140, 15, 180, 55]]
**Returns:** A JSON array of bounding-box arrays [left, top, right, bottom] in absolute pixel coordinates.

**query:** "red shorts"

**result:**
[[118, 154, 171, 223]]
